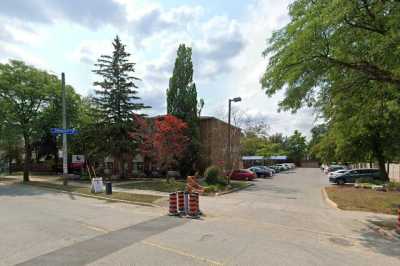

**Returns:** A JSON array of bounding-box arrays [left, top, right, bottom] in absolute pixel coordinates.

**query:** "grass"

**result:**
[[0, 176, 18, 182], [116, 180, 187, 193], [25, 181, 163, 204], [326, 186, 400, 215], [116, 179, 249, 195]]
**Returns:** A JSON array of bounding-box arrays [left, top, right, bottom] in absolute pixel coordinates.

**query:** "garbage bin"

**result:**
[[105, 181, 112, 195]]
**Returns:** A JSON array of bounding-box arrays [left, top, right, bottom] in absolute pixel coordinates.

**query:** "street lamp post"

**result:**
[[61, 73, 68, 185], [227, 97, 241, 182]]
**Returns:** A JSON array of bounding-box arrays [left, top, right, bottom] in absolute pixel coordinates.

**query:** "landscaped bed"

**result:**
[[201, 180, 250, 195], [325, 186, 400, 215], [24, 181, 163, 205]]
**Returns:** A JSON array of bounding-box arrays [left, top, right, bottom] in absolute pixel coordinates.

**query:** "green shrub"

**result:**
[[217, 175, 228, 185], [204, 165, 221, 184], [387, 181, 400, 192], [355, 177, 385, 185], [204, 185, 217, 193]]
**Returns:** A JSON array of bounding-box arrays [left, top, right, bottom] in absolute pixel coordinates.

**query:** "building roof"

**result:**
[[200, 116, 241, 130], [269, 155, 288, 160], [242, 156, 264, 160], [242, 155, 288, 161]]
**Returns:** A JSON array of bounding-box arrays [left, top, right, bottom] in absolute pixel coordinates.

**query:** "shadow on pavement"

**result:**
[[0, 182, 77, 199], [355, 225, 400, 259], [244, 183, 299, 194]]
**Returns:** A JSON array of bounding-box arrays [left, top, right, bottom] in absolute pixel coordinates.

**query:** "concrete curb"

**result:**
[[215, 183, 254, 196], [362, 220, 400, 240], [321, 186, 400, 240], [23, 183, 161, 208], [321, 187, 339, 210]]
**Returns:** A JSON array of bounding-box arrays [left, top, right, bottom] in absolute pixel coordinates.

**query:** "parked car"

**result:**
[[276, 164, 289, 171], [283, 163, 294, 169], [329, 168, 381, 185], [324, 165, 346, 174], [258, 165, 276, 174], [250, 165, 275, 174], [269, 165, 281, 173], [228, 169, 256, 181], [248, 166, 273, 178], [327, 169, 348, 178]]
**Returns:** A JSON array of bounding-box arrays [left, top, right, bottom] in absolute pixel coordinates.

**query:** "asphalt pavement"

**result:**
[[1, 168, 399, 265]]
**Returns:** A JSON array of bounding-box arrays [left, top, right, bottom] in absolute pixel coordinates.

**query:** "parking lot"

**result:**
[[1, 168, 399, 265]]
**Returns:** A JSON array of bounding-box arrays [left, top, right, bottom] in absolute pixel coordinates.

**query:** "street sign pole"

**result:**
[[62, 72, 68, 185]]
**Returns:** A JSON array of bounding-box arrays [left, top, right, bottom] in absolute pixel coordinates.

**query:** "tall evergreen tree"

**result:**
[[166, 44, 200, 176], [93, 36, 148, 178]]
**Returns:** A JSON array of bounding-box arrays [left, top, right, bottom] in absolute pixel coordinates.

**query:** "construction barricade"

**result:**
[[169, 191, 202, 219], [168, 192, 178, 216], [397, 206, 400, 234]]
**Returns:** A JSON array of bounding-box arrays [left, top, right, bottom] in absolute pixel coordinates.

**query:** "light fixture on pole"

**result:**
[[227, 97, 241, 182]]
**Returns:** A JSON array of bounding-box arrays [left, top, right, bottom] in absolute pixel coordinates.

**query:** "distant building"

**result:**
[[242, 155, 288, 168]]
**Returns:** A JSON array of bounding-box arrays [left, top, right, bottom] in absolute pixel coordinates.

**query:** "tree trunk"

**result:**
[[8, 156, 12, 175], [118, 159, 125, 179], [23, 136, 32, 182], [376, 155, 389, 182], [386, 162, 390, 177], [371, 134, 389, 182]]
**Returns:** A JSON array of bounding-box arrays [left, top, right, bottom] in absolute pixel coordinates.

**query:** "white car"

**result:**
[[328, 169, 349, 178], [286, 163, 296, 169]]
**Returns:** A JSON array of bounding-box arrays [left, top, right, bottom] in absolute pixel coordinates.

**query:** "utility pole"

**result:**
[[227, 99, 232, 171], [62, 72, 68, 185], [227, 97, 241, 183]]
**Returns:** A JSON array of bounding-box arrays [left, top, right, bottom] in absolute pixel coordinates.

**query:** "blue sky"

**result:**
[[0, 0, 315, 137]]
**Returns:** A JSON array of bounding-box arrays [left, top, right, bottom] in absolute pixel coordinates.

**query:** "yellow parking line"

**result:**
[[79, 222, 110, 233], [142, 240, 224, 266]]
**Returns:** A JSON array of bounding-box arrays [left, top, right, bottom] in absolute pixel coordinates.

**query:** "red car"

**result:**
[[228, 169, 256, 181]]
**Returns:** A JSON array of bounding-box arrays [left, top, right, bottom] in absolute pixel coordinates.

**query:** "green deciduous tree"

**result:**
[[286, 130, 307, 163], [261, 0, 400, 180], [166, 44, 200, 176], [0, 60, 56, 181], [93, 36, 149, 178]]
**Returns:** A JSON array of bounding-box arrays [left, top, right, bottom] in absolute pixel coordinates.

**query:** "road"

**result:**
[[1, 168, 399, 265]]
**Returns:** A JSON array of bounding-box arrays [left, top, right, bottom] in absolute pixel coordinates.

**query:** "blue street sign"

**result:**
[[51, 128, 79, 135], [64, 129, 79, 135]]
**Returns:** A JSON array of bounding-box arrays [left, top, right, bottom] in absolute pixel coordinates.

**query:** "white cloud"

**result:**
[[0, 43, 48, 68], [0, 0, 127, 29], [0, 0, 314, 137], [209, 0, 315, 137]]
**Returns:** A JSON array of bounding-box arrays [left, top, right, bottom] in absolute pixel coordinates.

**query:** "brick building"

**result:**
[[198, 116, 241, 172], [104, 116, 241, 177]]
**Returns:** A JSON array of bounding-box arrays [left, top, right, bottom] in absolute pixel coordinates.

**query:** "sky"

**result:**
[[0, 0, 316, 137]]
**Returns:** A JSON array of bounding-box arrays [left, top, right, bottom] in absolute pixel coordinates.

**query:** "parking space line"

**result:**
[[142, 240, 224, 266]]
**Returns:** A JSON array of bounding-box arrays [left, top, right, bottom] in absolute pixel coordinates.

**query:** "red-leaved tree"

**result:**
[[154, 115, 188, 181]]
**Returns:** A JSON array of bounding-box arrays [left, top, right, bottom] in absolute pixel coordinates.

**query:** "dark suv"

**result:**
[[329, 168, 381, 185]]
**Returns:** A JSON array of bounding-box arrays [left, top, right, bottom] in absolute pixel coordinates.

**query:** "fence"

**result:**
[[351, 163, 400, 182]]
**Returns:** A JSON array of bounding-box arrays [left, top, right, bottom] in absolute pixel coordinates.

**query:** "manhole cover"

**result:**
[[328, 237, 353, 247]]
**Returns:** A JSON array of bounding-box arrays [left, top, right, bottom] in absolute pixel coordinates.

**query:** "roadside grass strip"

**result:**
[[117, 180, 187, 193], [24, 181, 163, 205], [325, 186, 400, 215]]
